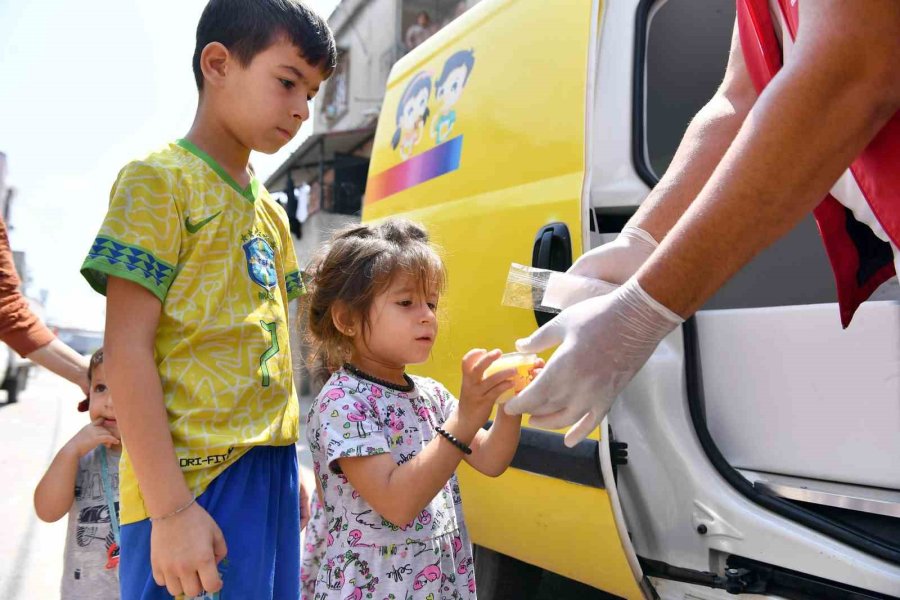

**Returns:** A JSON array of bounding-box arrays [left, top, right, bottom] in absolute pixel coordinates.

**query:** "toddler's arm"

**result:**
[[105, 277, 225, 598], [462, 359, 543, 477], [34, 418, 120, 522], [338, 349, 514, 527]]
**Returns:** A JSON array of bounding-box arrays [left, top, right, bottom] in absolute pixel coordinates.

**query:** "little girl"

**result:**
[[304, 219, 537, 599], [34, 349, 121, 599]]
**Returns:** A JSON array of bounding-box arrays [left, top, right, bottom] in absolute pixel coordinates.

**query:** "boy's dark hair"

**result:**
[[436, 49, 475, 90], [78, 349, 104, 412], [192, 0, 337, 90], [303, 219, 446, 382]]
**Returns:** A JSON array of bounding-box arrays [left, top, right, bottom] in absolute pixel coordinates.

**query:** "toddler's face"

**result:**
[[358, 273, 439, 368], [88, 363, 118, 439], [217, 38, 325, 154]]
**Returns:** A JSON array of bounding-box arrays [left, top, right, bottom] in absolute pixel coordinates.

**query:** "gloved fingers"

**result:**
[[502, 358, 560, 415], [524, 402, 587, 432], [515, 316, 564, 354], [564, 410, 601, 447]]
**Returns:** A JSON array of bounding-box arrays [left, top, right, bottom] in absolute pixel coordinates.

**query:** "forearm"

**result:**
[[26, 339, 89, 392], [344, 412, 481, 526], [33, 442, 80, 522], [465, 409, 522, 477], [639, 30, 900, 316], [105, 343, 190, 515], [631, 93, 750, 241], [631, 23, 756, 242]]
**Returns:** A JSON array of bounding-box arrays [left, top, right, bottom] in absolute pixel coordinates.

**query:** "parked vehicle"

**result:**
[[362, 0, 900, 598]]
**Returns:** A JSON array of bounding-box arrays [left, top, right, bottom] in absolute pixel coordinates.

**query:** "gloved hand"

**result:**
[[568, 226, 658, 284], [504, 277, 683, 447]]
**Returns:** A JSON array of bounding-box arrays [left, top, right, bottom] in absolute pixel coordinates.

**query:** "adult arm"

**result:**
[[568, 22, 757, 286], [640, 0, 900, 316], [0, 217, 89, 392], [105, 276, 226, 598], [508, 0, 900, 445]]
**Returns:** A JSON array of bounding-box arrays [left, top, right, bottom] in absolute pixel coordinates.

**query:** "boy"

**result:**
[[34, 350, 121, 599], [80, 1, 335, 597]]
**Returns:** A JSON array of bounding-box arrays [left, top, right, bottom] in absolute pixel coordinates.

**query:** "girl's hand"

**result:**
[[69, 418, 120, 458], [457, 349, 515, 429]]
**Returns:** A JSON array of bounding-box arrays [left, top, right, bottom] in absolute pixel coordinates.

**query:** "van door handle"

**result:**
[[531, 223, 572, 326]]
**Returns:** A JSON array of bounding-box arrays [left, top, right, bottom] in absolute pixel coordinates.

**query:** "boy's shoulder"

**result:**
[[114, 142, 210, 192]]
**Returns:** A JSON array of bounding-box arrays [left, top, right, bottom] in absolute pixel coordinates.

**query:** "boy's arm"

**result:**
[[33, 419, 120, 522], [462, 409, 522, 478], [105, 276, 226, 598]]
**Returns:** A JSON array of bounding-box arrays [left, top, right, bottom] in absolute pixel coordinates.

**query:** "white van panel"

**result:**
[[696, 301, 900, 490]]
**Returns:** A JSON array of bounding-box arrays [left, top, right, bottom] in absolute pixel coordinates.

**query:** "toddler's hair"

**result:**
[[78, 349, 104, 413], [304, 219, 446, 380]]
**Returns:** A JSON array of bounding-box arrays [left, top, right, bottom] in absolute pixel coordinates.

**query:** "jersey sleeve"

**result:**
[[283, 228, 305, 301], [81, 161, 181, 302], [274, 204, 305, 301], [314, 382, 390, 474]]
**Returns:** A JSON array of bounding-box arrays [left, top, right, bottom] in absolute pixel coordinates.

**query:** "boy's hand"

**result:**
[[150, 502, 227, 598], [457, 349, 515, 429], [69, 418, 120, 458]]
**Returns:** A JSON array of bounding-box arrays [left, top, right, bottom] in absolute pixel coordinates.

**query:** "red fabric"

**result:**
[[737, 0, 899, 327], [0, 217, 54, 356]]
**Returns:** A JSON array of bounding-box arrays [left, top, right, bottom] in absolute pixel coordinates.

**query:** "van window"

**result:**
[[639, 0, 837, 309], [644, 0, 734, 180]]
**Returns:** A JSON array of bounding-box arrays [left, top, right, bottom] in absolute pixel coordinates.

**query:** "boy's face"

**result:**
[[437, 66, 467, 110], [217, 37, 325, 154], [88, 363, 118, 439]]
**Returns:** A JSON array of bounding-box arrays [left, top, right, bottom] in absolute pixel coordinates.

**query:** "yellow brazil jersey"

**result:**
[[81, 139, 304, 524]]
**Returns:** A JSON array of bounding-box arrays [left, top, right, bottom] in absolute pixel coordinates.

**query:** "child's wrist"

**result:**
[[445, 412, 481, 443]]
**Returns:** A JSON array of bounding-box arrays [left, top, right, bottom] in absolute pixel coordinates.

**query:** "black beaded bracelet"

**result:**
[[435, 426, 473, 455]]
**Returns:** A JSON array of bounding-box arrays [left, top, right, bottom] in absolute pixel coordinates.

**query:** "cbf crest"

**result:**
[[242, 229, 278, 300]]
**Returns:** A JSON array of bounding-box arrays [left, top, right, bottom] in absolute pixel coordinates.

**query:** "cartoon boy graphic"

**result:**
[[391, 71, 432, 160], [431, 49, 475, 144]]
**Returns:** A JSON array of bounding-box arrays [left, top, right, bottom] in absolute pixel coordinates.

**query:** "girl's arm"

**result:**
[[337, 350, 514, 527], [463, 409, 522, 477], [34, 419, 119, 522]]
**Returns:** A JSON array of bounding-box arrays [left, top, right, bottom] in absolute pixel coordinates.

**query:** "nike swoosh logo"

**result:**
[[184, 211, 222, 234]]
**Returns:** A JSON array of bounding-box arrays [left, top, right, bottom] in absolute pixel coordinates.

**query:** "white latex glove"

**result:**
[[504, 278, 683, 447], [569, 226, 658, 284]]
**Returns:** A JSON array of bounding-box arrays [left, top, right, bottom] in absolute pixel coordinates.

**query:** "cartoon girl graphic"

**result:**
[[391, 71, 432, 159], [431, 49, 475, 144]]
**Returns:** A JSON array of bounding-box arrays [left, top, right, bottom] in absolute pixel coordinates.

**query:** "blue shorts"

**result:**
[[119, 445, 300, 599]]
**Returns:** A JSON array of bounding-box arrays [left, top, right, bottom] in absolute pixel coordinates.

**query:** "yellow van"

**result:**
[[363, 1, 900, 598]]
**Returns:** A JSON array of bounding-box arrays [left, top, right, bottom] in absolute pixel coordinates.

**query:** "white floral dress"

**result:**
[[306, 368, 476, 600]]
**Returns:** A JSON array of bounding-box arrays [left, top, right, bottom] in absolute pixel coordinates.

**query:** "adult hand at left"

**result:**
[[504, 278, 683, 447]]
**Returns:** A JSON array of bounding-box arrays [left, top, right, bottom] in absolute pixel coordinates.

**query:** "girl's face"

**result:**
[[400, 88, 430, 131], [351, 272, 439, 375], [88, 363, 118, 439]]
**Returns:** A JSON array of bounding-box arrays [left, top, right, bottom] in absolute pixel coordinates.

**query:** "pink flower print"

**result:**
[[327, 531, 335, 547], [468, 572, 476, 593], [413, 564, 442, 590], [344, 589, 362, 600], [369, 385, 383, 399], [452, 535, 462, 553], [416, 405, 430, 422], [418, 510, 433, 526], [336, 375, 350, 384], [351, 489, 360, 500]]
